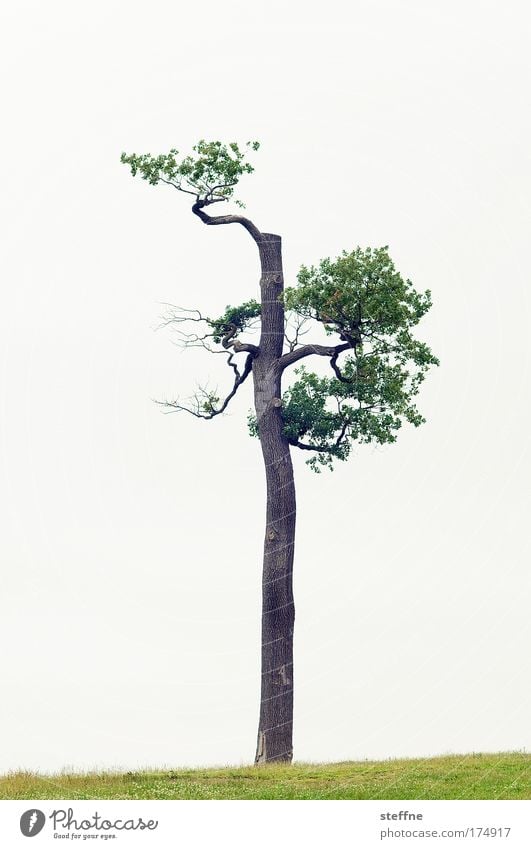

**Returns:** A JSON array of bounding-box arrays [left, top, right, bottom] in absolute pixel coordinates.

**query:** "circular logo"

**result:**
[[20, 809, 46, 837]]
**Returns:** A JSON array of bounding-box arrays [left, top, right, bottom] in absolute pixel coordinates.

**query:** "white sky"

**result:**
[[0, 0, 530, 772]]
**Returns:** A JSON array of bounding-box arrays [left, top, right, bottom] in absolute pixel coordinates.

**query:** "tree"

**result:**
[[121, 140, 439, 763]]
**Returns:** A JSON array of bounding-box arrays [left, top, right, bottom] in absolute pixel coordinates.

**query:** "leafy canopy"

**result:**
[[121, 140, 260, 207], [251, 246, 438, 471], [284, 246, 433, 338], [208, 300, 261, 344], [120, 141, 437, 471]]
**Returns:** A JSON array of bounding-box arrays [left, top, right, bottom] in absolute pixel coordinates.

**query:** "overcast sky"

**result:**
[[1, 0, 530, 773]]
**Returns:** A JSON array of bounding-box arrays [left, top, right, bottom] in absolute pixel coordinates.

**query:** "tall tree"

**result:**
[[121, 141, 439, 763]]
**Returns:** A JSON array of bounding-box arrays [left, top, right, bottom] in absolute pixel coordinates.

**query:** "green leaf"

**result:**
[[120, 140, 260, 207], [279, 247, 438, 470]]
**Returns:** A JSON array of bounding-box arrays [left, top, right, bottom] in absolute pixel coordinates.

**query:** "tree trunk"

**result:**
[[253, 234, 296, 764]]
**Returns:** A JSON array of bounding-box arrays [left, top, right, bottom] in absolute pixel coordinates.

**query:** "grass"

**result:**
[[0, 752, 529, 800]]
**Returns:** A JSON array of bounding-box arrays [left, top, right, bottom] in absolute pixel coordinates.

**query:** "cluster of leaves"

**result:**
[[207, 300, 261, 344], [199, 391, 221, 416], [255, 246, 438, 471], [280, 353, 431, 471], [284, 246, 433, 341], [120, 140, 260, 207], [280, 369, 352, 470]]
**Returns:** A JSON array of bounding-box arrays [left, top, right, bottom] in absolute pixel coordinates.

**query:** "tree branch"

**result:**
[[284, 315, 311, 352], [233, 339, 260, 354], [220, 323, 260, 355], [158, 177, 199, 197], [330, 349, 354, 383], [276, 341, 352, 372], [158, 304, 260, 355], [206, 181, 237, 200], [288, 418, 350, 454], [192, 199, 263, 244], [156, 352, 255, 420]]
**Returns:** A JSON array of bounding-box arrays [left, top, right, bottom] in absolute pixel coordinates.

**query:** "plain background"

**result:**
[[0, 0, 530, 772]]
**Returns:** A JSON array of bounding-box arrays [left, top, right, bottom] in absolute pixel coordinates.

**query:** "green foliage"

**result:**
[[121, 140, 259, 206], [280, 369, 351, 470], [199, 392, 221, 416], [284, 246, 432, 337], [278, 247, 438, 471], [123, 143, 437, 474], [208, 300, 261, 344]]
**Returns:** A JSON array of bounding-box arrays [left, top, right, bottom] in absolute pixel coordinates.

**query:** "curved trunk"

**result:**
[[253, 235, 296, 763]]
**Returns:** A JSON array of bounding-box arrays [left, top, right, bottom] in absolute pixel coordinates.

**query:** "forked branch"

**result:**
[[277, 341, 352, 372], [156, 352, 255, 420], [288, 417, 350, 453]]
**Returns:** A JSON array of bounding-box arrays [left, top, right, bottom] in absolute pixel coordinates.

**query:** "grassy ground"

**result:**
[[1, 753, 529, 800]]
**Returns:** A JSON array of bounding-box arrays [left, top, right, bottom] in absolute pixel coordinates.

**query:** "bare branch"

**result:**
[[192, 199, 263, 244], [156, 304, 208, 331], [284, 315, 311, 352], [158, 177, 199, 197], [158, 304, 260, 358], [156, 352, 255, 420]]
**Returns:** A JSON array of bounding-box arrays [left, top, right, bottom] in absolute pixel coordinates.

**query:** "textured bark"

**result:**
[[191, 203, 296, 763], [253, 235, 296, 763]]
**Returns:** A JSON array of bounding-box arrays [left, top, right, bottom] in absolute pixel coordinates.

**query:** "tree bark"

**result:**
[[253, 234, 296, 764], [191, 203, 296, 763]]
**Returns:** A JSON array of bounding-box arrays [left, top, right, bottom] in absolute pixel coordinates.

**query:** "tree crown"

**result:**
[[284, 247, 432, 337], [276, 247, 439, 470], [246, 246, 438, 470], [121, 142, 438, 472], [121, 140, 260, 207]]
